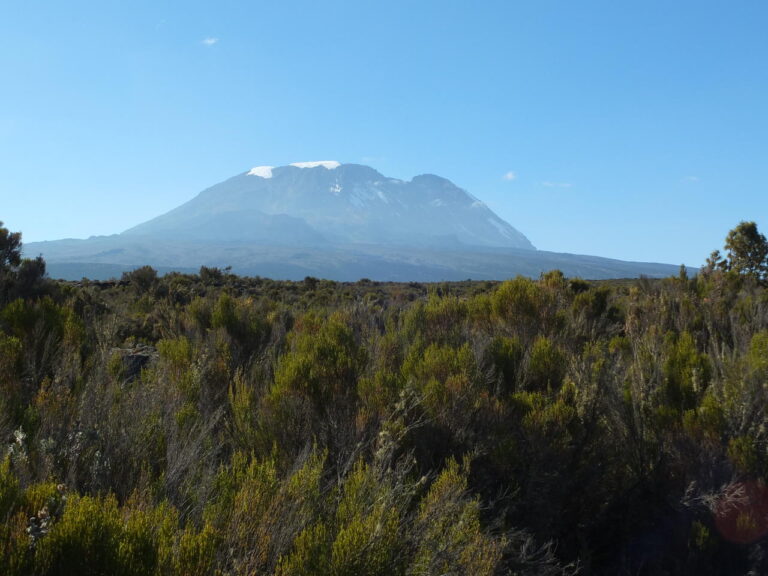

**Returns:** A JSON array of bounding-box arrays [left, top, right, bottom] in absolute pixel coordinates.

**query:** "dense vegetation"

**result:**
[[2, 221, 768, 574]]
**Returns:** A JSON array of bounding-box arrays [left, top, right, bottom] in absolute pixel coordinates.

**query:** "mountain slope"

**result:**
[[123, 162, 534, 249]]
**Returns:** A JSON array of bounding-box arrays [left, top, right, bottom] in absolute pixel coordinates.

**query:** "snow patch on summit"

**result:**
[[248, 166, 274, 178], [290, 161, 341, 170]]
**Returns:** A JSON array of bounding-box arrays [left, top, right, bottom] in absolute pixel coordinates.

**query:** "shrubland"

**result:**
[[1, 222, 768, 574]]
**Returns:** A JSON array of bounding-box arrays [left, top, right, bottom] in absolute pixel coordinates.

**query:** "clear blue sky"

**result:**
[[2, 0, 766, 266]]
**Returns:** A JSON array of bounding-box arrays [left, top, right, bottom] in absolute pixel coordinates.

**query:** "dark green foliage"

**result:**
[[0, 222, 48, 304], [705, 221, 768, 285], [488, 335, 523, 394], [0, 223, 22, 269], [525, 336, 567, 391], [122, 265, 159, 294], [199, 265, 225, 285], [5, 224, 768, 574], [724, 221, 768, 281]]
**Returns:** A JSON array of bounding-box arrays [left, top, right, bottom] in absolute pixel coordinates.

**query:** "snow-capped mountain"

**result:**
[[123, 162, 534, 250], [27, 162, 687, 281]]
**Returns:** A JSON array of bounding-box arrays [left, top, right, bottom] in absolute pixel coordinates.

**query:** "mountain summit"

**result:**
[[124, 162, 535, 250]]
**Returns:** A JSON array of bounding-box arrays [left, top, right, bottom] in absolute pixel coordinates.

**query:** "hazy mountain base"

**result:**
[[29, 236, 686, 281]]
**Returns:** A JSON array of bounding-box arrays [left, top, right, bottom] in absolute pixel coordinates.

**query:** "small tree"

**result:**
[[122, 265, 158, 294], [0, 222, 47, 304], [0, 224, 22, 271], [704, 222, 768, 285], [724, 221, 768, 281]]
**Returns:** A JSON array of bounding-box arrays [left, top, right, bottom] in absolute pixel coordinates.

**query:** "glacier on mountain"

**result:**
[[247, 166, 274, 178], [290, 161, 340, 170]]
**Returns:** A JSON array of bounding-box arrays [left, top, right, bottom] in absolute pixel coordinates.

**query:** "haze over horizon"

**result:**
[[2, 1, 767, 267]]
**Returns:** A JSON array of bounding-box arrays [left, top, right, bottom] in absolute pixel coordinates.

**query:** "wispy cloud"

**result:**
[[503, 171, 517, 181], [541, 181, 572, 188], [202, 37, 219, 46]]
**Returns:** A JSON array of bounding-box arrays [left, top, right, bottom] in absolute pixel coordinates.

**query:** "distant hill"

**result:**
[[27, 161, 687, 281]]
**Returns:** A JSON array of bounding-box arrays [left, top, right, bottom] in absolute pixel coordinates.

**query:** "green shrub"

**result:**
[[662, 331, 711, 414], [525, 336, 566, 392], [412, 458, 504, 576], [35, 494, 123, 576]]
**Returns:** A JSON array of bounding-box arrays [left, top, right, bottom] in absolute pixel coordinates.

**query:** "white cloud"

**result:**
[[503, 171, 517, 181], [202, 37, 219, 46], [541, 181, 572, 188]]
